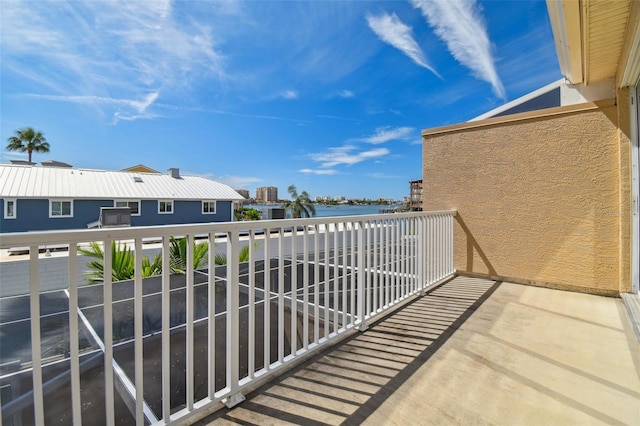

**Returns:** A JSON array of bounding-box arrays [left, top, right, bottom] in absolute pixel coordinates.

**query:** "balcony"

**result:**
[[199, 276, 640, 425], [0, 210, 638, 425], [0, 211, 454, 424]]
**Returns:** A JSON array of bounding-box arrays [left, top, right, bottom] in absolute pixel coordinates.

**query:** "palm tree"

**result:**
[[169, 237, 209, 274], [6, 127, 50, 163], [79, 242, 131, 284], [283, 184, 316, 218]]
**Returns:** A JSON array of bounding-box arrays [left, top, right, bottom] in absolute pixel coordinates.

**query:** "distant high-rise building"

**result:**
[[409, 179, 423, 211], [235, 189, 250, 199], [256, 186, 278, 202]]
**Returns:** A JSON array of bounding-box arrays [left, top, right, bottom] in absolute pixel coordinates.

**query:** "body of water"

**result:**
[[245, 204, 401, 219]]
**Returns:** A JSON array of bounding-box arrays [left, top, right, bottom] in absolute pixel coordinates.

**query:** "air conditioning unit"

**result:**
[[266, 208, 286, 219], [99, 207, 132, 227]]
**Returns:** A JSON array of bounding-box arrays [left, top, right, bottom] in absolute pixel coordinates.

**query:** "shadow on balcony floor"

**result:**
[[197, 276, 640, 426], [196, 276, 499, 425]]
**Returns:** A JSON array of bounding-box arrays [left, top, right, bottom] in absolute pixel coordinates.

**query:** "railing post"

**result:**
[[224, 229, 245, 408], [357, 221, 368, 331], [449, 213, 455, 275]]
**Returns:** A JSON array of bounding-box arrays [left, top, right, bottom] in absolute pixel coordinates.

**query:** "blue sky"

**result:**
[[1, 0, 561, 200]]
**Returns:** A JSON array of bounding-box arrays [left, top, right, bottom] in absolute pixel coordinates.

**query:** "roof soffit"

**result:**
[[547, 0, 634, 86]]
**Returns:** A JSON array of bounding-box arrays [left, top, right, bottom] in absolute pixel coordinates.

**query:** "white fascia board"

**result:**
[[546, 0, 584, 84]]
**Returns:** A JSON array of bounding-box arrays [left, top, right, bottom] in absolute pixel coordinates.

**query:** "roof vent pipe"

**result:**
[[168, 168, 180, 178]]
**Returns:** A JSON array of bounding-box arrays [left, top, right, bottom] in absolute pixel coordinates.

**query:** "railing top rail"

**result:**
[[0, 209, 457, 248]]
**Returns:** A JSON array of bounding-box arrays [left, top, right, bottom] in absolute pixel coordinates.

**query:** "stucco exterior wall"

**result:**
[[422, 100, 629, 295]]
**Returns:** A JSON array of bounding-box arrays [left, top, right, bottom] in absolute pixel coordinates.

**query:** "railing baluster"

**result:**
[[303, 225, 309, 350], [333, 223, 339, 334], [134, 238, 144, 425], [264, 227, 271, 371], [405, 218, 409, 296], [248, 230, 255, 379], [225, 229, 243, 407], [439, 215, 444, 279], [350, 223, 356, 326], [429, 216, 434, 285], [385, 220, 390, 307], [323, 223, 330, 340], [278, 229, 285, 363], [417, 217, 421, 289], [208, 232, 217, 398], [161, 236, 171, 421], [29, 245, 44, 426], [373, 219, 378, 313], [391, 219, 395, 301], [408, 218, 413, 294], [291, 225, 297, 356], [357, 221, 367, 331], [342, 221, 347, 328], [68, 243, 82, 425], [313, 225, 320, 344], [366, 220, 372, 317], [186, 234, 195, 411], [103, 238, 115, 426]]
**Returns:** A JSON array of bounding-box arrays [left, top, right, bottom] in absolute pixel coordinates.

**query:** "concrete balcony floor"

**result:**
[[197, 276, 640, 425]]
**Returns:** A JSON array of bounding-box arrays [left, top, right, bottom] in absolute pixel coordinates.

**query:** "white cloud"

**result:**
[[355, 126, 415, 144], [411, 0, 505, 99], [317, 114, 362, 123], [310, 145, 390, 168], [299, 168, 339, 175], [216, 175, 262, 189], [338, 90, 354, 98], [281, 90, 299, 99], [366, 12, 439, 77], [366, 172, 402, 179]]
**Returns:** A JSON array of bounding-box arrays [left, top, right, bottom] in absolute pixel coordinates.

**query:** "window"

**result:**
[[115, 200, 140, 216], [202, 200, 216, 214], [50, 200, 73, 217], [158, 200, 173, 214], [4, 199, 16, 219]]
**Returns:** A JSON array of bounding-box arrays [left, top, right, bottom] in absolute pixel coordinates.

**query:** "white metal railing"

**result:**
[[0, 210, 456, 425]]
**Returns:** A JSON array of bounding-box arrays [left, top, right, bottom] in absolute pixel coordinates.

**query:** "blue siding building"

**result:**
[[0, 165, 242, 233]]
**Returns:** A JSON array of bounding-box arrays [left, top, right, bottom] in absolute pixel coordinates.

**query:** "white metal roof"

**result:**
[[469, 79, 563, 122], [0, 164, 244, 201]]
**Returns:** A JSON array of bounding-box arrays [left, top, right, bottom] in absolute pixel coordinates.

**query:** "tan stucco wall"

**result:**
[[422, 100, 630, 295]]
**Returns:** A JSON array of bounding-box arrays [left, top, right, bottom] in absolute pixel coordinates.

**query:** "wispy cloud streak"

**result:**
[[354, 126, 415, 144], [22, 92, 160, 123], [299, 168, 339, 175], [279, 90, 299, 99], [310, 145, 390, 168], [1, 0, 229, 121], [366, 12, 440, 77], [411, 0, 505, 99]]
